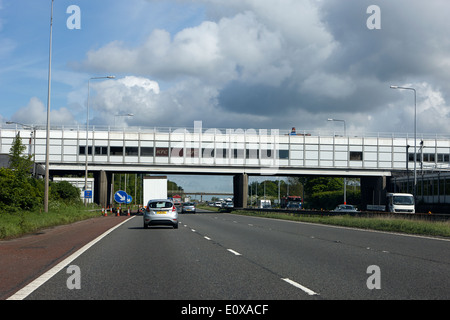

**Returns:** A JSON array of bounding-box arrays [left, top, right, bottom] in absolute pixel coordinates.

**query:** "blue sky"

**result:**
[[2, 1, 450, 193], [2, 0, 450, 134]]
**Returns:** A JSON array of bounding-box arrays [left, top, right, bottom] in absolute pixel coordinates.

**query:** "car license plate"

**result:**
[[156, 211, 166, 214]]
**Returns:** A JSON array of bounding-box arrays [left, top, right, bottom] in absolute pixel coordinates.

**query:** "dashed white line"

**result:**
[[204, 236, 211, 241], [282, 278, 319, 296], [227, 249, 242, 256]]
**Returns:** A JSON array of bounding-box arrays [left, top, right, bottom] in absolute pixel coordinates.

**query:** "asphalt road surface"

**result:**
[[15, 210, 450, 300]]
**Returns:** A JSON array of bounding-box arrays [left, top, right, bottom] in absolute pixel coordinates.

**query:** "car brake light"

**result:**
[[172, 205, 176, 211]]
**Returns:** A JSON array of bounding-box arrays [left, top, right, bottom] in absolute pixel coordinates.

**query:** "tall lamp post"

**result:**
[[84, 76, 115, 205], [328, 118, 347, 204], [44, 0, 54, 213], [390, 85, 417, 198]]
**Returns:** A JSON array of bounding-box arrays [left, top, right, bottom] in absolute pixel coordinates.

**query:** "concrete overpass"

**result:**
[[3, 122, 450, 209]]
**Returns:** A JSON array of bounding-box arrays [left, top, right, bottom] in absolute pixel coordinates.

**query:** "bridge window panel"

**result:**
[[186, 148, 199, 158], [349, 151, 363, 161], [95, 146, 108, 155], [202, 148, 214, 159], [232, 148, 245, 159], [440, 179, 445, 196], [170, 147, 183, 158], [155, 147, 169, 157], [125, 147, 139, 156], [446, 179, 450, 196], [246, 149, 259, 159], [110, 146, 123, 156], [260, 149, 274, 159], [278, 150, 289, 159], [79, 146, 93, 155], [140, 147, 154, 157]]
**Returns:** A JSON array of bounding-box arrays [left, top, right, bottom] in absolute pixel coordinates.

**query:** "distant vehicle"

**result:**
[[221, 200, 234, 211], [259, 199, 271, 208], [332, 204, 359, 213], [286, 202, 302, 210], [181, 202, 196, 214], [386, 193, 415, 213], [143, 199, 178, 229], [214, 201, 222, 207], [281, 196, 302, 208]]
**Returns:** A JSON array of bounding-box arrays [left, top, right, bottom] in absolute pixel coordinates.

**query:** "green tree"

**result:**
[[8, 132, 33, 180]]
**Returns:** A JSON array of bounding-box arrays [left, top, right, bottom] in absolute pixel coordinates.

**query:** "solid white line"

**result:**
[[7, 216, 134, 300], [227, 249, 242, 256], [282, 278, 319, 296]]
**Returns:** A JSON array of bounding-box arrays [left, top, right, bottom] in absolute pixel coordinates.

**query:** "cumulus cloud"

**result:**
[[10, 97, 76, 126], [77, 0, 450, 134]]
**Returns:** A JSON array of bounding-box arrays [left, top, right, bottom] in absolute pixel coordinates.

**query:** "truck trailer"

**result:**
[[143, 176, 168, 204]]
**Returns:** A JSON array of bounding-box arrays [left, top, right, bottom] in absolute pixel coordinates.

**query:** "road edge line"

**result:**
[[7, 216, 134, 300]]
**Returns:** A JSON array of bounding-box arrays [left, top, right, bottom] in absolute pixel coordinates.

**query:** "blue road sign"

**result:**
[[114, 190, 128, 203], [126, 194, 132, 204], [84, 190, 92, 199]]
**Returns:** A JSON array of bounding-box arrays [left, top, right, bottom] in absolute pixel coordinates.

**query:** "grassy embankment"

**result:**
[[200, 205, 450, 238], [0, 204, 103, 240]]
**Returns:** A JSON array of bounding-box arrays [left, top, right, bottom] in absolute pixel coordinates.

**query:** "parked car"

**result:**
[[181, 202, 196, 213], [332, 204, 359, 213], [143, 199, 178, 229]]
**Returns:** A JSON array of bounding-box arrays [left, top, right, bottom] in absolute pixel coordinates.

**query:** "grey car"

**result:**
[[143, 199, 178, 229], [181, 202, 196, 213]]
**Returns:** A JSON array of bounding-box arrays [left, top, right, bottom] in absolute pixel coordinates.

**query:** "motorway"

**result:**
[[12, 209, 450, 300]]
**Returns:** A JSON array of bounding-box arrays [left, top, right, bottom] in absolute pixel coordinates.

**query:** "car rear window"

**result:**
[[149, 201, 173, 208]]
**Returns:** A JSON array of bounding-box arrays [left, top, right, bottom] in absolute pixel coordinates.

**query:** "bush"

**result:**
[[307, 190, 361, 210]]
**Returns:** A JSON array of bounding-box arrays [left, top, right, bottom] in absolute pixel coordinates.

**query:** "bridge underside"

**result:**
[[49, 163, 393, 209]]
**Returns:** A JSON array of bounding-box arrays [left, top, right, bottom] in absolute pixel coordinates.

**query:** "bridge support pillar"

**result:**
[[233, 173, 248, 208], [94, 170, 111, 208], [360, 176, 390, 211]]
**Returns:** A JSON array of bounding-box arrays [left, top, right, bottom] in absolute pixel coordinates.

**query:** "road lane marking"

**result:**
[[204, 236, 211, 241], [227, 249, 242, 256], [7, 217, 135, 300], [282, 278, 319, 296]]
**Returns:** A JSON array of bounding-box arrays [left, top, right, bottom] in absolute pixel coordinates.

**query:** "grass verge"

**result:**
[[196, 205, 450, 238], [229, 210, 450, 238], [0, 205, 103, 240]]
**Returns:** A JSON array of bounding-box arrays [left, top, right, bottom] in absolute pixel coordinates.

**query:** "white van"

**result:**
[[386, 193, 415, 213]]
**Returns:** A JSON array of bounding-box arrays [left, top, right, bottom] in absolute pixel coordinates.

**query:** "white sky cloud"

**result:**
[[1, 0, 450, 136]]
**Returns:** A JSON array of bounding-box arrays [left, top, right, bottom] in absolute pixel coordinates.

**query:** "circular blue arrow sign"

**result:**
[[126, 194, 132, 204], [114, 190, 128, 203]]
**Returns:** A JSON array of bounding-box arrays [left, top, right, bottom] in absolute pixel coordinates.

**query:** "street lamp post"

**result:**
[[390, 85, 417, 199], [44, 0, 54, 213], [84, 76, 115, 205]]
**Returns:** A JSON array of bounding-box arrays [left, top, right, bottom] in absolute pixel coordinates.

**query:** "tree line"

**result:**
[[0, 133, 81, 213], [248, 177, 361, 210]]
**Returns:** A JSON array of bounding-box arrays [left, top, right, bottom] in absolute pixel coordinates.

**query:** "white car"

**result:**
[[143, 199, 178, 229]]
